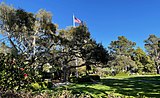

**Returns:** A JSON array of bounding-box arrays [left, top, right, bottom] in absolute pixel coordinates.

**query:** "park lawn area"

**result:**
[[54, 75, 160, 98]]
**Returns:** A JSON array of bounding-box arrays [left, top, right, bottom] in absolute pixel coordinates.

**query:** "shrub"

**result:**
[[42, 72, 53, 80], [0, 53, 31, 90], [89, 74, 100, 81], [30, 81, 53, 90], [47, 81, 53, 89], [115, 72, 129, 76], [31, 82, 41, 90], [69, 76, 78, 83], [78, 76, 91, 83], [0, 90, 92, 98], [77, 74, 100, 83], [94, 67, 110, 77]]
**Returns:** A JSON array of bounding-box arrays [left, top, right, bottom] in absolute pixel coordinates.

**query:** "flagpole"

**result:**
[[73, 14, 75, 27]]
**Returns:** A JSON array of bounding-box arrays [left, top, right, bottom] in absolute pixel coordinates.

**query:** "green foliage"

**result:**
[[15, 9, 35, 31], [108, 55, 136, 73], [56, 25, 110, 81], [109, 36, 136, 56], [94, 67, 110, 77], [0, 53, 30, 90], [144, 34, 160, 74], [30, 80, 53, 91], [132, 47, 155, 73], [89, 74, 100, 80], [144, 35, 159, 57], [77, 74, 100, 83], [77, 76, 91, 83], [115, 72, 129, 77], [108, 36, 137, 73], [69, 76, 78, 83], [31, 82, 41, 90]]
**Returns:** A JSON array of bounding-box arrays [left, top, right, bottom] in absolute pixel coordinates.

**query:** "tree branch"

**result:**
[[68, 62, 98, 69]]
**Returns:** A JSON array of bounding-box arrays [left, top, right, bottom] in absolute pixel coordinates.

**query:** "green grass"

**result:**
[[54, 75, 160, 98]]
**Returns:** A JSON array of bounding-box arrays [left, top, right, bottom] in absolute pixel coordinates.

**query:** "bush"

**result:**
[[94, 67, 110, 77], [0, 53, 51, 91], [115, 72, 129, 76], [78, 76, 91, 83], [31, 82, 41, 90], [47, 81, 53, 89], [89, 74, 100, 80], [77, 74, 100, 83], [30, 80, 53, 90], [0, 53, 31, 90], [69, 76, 78, 83], [42, 72, 53, 80]]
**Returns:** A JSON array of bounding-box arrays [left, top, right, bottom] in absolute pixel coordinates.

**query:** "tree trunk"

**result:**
[[75, 67, 79, 78], [155, 61, 160, 74], [63, 66, 66, 82], [8, 37, 18, 52], [75, 57, 79, 78], [156, 66, 160, 74], [63, 65, 68, 82]]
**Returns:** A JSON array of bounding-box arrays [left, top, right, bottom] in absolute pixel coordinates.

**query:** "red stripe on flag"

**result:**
[[74, 17, 81, 23]]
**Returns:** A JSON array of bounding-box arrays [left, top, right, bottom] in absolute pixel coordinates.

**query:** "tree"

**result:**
[[0, 3, 57, 56], [0, 3, 36, 55], [0, 3, 58, 83], [132, 47, 154, 73], [144, 34, 160, 74], [109, 36, 136, 56], [57, 25, 109, 81], [108, 36, 136, 73]]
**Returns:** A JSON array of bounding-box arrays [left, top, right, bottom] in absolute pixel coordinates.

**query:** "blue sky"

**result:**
[[1, 0, 160, 50]]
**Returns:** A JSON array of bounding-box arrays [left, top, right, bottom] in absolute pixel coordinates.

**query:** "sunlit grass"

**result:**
[[55, 75, 160, 98]]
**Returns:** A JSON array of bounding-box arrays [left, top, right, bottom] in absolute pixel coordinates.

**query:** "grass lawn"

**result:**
[[54, 75, 160, 98]]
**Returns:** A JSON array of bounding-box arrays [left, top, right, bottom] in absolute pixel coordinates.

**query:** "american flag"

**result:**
[[74, 17, 81, 23]]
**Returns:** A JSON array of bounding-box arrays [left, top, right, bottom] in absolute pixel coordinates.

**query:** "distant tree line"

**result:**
[[108, 35, 160, 75]]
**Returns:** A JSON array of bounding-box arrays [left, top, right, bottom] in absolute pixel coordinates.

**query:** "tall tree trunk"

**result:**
[[63, 65, 67, 82]]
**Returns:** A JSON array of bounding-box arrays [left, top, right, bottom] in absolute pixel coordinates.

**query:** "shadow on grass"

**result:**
[[54, 76, 160, 97], [53, 83, 109, 98], [101, 76, 160, 97]]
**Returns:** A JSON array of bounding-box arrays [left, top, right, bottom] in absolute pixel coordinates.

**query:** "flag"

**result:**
[[74, 17, 81, 24]]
